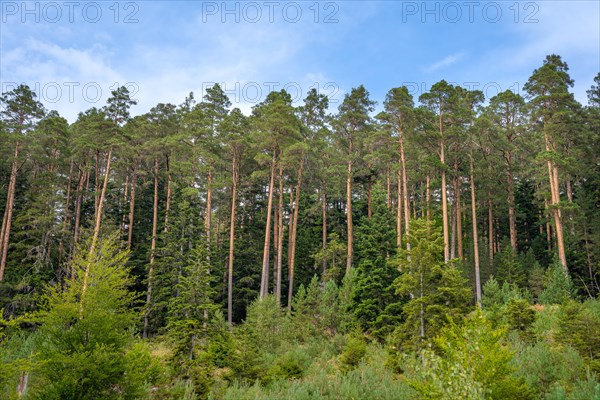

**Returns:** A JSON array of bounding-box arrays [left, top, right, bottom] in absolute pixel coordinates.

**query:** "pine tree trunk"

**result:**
[[143, 158, 160, 338], [206, 168, 212, 253], [545, 129, 567, 269], [426, 175, 431, 221], [322, 187, 327, 274], [120, 174, 130, 236], [0, 142, 20, 281], [469, 143, 481, 304], [260, 149, 277, 299], [440, 140, 450, 262], [164, 155, 172, 232], [58, 159, 74, 263], [288, 157, 304, 309], [80, 145, 113, 315], [488, 196, 494, 262], [276, 164, 284, 306], [386, 165, 391, 209], [73, 167, 86, 250], [127, 168, 137, 250], [367, 178, 372, 219], [507, 154, 518, 251], [227, 154, 239, 326], [400, 136, 411, 251], [346, 141, 354, 274], [397, 170, 402, 247]]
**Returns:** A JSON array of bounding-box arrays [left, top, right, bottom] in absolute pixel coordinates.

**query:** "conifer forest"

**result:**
[[1, 8, 600, 398]]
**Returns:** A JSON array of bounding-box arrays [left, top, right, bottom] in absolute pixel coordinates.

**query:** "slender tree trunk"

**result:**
[[346, 141, 354, 274], [73, 168, 86, 250], [58, 159, 74, 263], [288, 157, 304, 309], [507, 162, 518, 251], [397, 170, 402, 247], [451, 200, 457, 260], [469, 142, 481, 304], [206, 168, 212, 253], [227, 154, 239, 326], [164, 155, 172, 232], [143, 159, 160, 338], [272, 196, 279, 295], [457, 184, 463, 259], [440, 140, 450, 262], [322, 187, 327, 274], [400, 137, 411, 251], [488, 196, 494, 262], [120, 174, 129, 236], [127, 168, 137, 250], [426, 175, 431, 221], [260, 149, 277, 299], [545, 130, 567, 269], [367, 178, 372, 218], [276, 164, 284, 305], [94, 151, 100, 212], [80, 145, 113, 315], [386, 165, 391, 209], [0, 142, 20, 281]]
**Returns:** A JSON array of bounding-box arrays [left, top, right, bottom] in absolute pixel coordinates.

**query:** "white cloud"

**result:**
[[424, 52, 466, 73]]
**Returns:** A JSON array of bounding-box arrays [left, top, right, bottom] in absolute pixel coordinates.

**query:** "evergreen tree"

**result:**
[[391, 219, 472, 351]]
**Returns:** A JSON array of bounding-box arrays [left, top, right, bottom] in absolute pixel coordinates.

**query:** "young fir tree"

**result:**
[[166, 243, 217, 369], [30, 232, 156, 399], [390, 219, 472, 351], [350, 185, 400, 338]]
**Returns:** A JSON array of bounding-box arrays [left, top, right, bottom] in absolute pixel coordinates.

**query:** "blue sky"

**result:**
[[1, 1, 598, 121]]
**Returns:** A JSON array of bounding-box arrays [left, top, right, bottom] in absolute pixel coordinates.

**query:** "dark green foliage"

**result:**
[[390, 219, 472, 352], [540, 261, 576, 304], [339, 331, 367, 371], [556, 299, 600, 372], [351, 186, 399, 337]]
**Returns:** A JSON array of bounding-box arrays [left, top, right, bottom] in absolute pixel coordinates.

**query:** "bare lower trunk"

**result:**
[[507, 163, 518, 250], [386, 165, 391, 209], [206, 169, 212, 254], [59, 160, 74, 263], [441, 141, 449, 262], [0, 142, 20, 281], [143, 159, 160, 338], [127, 168, 137, 250], [469, 143, 481, 304], [397, 170, 402, 247], [488, 196, 494, 262], [73, 167, 86, 250], [80, 145, 113, 315], [120, 174, 130, 236], [260, 150, 277, 299], [276, 165, 284, 305], [367, 178, 372, 218], [164, 155, 172, 232], [288, 157, 303, 309], [346, 145, 354, 274], [426, 175, 431, 221], [400, 137, 410, 251], [322, 188, 327, 273], [227, 155, 239, 326]]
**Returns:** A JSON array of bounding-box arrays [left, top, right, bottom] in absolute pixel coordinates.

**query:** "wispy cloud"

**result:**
[[424, 52, 466, 73]]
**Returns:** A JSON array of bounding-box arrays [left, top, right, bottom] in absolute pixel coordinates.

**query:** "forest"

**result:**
[[0, 54, 599, 399]]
